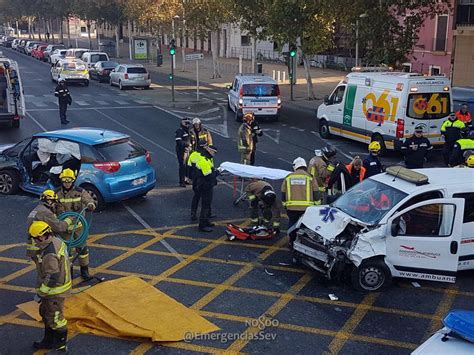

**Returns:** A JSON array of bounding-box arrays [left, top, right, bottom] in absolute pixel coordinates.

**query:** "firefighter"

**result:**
[[363, 141, 384, 178], [56, 168, 95, 281], [450, 129, 474, 167], [346, 157, 365, 185], [281, 157, 320, 247], [401, 124, 433, 169], [441, 112, 465, 166], [250, 116, 263, 165], [28, 221, 71, 351], [190, 118, 213, 151], [308, 146, 336, 199], [456, 103, 472, 128], [245, 179, 281, 231], [465, 155, 474, 168], [54, 78, 72, 125], [238, 113, 254, 165], [176, 117, 192, 187], [194, 145, 218, 232]]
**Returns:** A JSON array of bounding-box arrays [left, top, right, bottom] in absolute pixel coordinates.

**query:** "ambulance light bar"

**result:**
[[386, 166, 429, 185]]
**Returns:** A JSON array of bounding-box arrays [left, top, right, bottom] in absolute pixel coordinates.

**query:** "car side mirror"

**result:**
[[324, 95, 330, 105]]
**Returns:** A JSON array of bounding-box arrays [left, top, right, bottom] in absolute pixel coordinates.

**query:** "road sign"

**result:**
[[134, 39, 148, 59], [185, 53, 204, 61]]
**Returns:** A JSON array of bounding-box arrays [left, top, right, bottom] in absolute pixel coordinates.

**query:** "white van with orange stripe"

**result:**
[[317, 68, 452, 151]]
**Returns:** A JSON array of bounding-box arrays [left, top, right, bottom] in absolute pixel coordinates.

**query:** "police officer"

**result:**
[[250, 115, 263, 165], [450, 129, 474, 167], [175, 117, 192, 187], [401, 124, 433, 169], [308, 146, 336, 202], [56, 168, 95, 281], [245, 179, 281, 231], [363, 141, 384, 178], [194, 145, 218, 232], [190, 118, 213, 151], [238, 113, 254, 165], [281, 157, 320, 247], [441, 112, 465, 166], [28, 221, 71, 351], [54, 78, 72, 125]]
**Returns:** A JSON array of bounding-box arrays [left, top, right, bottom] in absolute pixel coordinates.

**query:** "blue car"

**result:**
[[0, 128, 156, 210]]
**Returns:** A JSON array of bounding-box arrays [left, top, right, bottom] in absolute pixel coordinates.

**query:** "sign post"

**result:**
[[185, 53, 204, 101]]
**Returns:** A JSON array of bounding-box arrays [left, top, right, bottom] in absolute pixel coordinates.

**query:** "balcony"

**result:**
[[456, 4, 474, 27]]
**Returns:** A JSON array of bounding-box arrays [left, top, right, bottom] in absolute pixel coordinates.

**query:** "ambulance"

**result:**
[[317, 68, 452, 151], [0, 52, 25, 128]]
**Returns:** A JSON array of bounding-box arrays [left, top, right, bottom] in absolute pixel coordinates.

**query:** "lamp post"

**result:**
[[355, 13, 368, 67], [172, 15, 180, 70]]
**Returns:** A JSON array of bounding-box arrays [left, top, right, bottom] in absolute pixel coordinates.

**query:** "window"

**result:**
[[398, 190, 443, 212], [406, 93, 451, 120], [127, 67, 147, 74], [242, 84, 279, 97], [80, 26, 87, 33], [394, 203, 455, 237], [90, 54, 108, 63], [95, 139, 145, 162], [402, 63, 412, 73], [453, 193, 474, 223], [80, 144, 100, 163], [434, 15, 448, 51], [429, 66, 441, 76], [329, 86, 346, 105], [232, 79, 238, 90], [241, 35, 250, 47], [75, 50, 87, 59]]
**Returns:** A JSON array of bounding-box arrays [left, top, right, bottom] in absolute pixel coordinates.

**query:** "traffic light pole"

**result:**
[[290, 56, 295, 101], [171, 54, 175, 102]]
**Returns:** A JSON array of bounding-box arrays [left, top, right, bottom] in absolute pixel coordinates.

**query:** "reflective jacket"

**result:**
[[27, 203, 68, 234], [245, 180, 281, 227], [190, 128, 213, 151], [56, 187, 95, 214], [346, 164, 366, 183], [238, 123, 253, 153], [441, 119, 465, 143], [456, 111, 472, 126], [194, 154, 216, 190], [35, 237, 71, 298], [450, 138, 474, 167], [307, 156, 334, 192], [175, 126, 191, 153], [54, 84, 71, 105], [281, 169, 321, 211]]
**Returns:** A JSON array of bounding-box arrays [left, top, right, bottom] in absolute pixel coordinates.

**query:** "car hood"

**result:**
[[297, 205, 368, 242], [0, 144, 14, 154]]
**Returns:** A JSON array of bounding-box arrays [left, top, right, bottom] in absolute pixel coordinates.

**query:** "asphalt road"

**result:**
[[0, 47, 470, 355]]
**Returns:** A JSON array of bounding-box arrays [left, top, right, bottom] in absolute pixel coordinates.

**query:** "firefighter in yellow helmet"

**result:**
[[28, 221, 71, 351], [363, 141, 384, 179], [238, 112, 255, 165], [464, 154, 474, 168], [56, 168, 95, 281], [308, 146, 337, 203], [245, 179, 281, 231]]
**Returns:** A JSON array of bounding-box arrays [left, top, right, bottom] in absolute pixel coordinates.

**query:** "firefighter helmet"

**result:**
[[292, 157, 307, 170], [466, 155, 474, 168], [368, 141, 382, 152], [243, 112, 255, 124], [40, 189, 58, 202], [29, 221, 53, 238], [59, 168, 76, 182]]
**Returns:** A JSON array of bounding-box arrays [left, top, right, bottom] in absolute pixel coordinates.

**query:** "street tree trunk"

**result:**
[[251, 35, 257, 73], [49, 19, 55, 43], [211, 31, 221, 79], [15, 20, 19, 37], [87, 20, 92, 50], [67, 18, 71, 47], [28, 17, 32, 39], [115, 24, 120, 58], [301, 51, 315, 100], [97, 23, 101, 49], [59, 17, 64, 44]]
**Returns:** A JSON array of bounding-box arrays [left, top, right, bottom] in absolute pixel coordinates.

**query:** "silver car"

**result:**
[[109, 64, 151, 90]]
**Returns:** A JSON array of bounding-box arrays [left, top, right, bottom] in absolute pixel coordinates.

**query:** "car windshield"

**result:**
[[102, 61, 118, 68], [127, 67, 147, 74], [75, 50, 87, 58], [90, 54, 108, 62], [242, 84, 279, 97], [406, 93, 451, 120], [332, 179, 408, 225], [95, 139, 145, 162]]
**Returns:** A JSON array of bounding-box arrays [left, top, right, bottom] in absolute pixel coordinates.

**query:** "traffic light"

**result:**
[[169, 39, 176, 56], [168, 73, 173, 80], [289, 44, 297, 58]]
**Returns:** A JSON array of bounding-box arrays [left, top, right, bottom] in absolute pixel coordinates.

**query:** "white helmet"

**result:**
[[292, 157, 307, 170], [58, 77, 65, 83], [192, 117, 201, 125]]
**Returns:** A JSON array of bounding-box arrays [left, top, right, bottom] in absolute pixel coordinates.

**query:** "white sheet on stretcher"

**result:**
[[219, 162, 291, 180]]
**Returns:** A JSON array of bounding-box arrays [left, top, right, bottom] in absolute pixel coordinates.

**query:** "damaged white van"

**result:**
[[292, 167, 474, 291]]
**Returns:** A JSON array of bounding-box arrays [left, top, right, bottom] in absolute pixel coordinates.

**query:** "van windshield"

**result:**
[[90, 54, 108, 62], [242, 84, 279, 97], [332, 179, 408, 225], [406, 93, 450, 120]]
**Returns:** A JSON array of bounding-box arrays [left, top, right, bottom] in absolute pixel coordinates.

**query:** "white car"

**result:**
[[80, 51, 109, 69], [51, 58, 89, 86], [64, 48, 90, 60], [49, 49, 68, 65], [293, 166, 474, 291], [109, 64, 151, 90]]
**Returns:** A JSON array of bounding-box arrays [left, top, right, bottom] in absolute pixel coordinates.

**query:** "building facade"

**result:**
[[452, 0, 474, 86]]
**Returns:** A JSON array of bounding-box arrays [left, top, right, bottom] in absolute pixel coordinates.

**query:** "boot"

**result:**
[[52, 328, 68, 352], [80, 266, 93, 281], [33, 327, 54, 349]]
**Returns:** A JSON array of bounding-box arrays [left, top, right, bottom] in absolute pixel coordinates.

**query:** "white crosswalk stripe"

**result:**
[[75, 100, 90, 106]]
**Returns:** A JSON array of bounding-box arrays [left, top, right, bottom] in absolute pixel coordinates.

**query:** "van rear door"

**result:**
[[242, 83, 280, 116]]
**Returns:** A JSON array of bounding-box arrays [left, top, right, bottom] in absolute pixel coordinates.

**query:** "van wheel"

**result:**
[[0, 170, 20, 195], [81, 184, 105, 212], [319, 119, 332, 139], [371, 134, 387, 156], [351, 260, 391, 292]]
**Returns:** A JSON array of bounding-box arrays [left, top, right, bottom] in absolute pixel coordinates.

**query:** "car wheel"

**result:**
[[0, 170, 20, 195], [227, 98, 233, 111], [144, 86, 150, 90], [351, 260, 391, 292], [371, 133, 387, 156], [119, 80, 124, 90], [12, 119, 20, 128], [319, 119, 332, 139], [84, 80, 89, 87], [81, 184, 105, 212]]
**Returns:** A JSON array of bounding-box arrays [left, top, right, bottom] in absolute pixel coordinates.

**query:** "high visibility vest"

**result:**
[[456, 111, 472, 124], [196, 155, 214, 176], [283, 174, 315, 208], [457, 138, 474, 151], [346, 164, 366, 182]]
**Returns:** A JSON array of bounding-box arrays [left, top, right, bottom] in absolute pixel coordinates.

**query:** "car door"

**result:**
[[386, 198, 465, 283], [111, 66, 119, 83]]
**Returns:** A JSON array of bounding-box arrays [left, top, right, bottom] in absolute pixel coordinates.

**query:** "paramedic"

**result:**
[[456, 103, 472, 128]]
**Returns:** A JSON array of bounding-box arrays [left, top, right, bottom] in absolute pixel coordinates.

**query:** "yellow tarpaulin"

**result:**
[[17, 276, 219, 342]]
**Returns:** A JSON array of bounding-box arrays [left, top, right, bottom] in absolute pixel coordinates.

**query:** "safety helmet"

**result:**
[[466, 155, 474, 168], [243, 112, 255, 124], [40, 189, 58, 202], [368, 141, 382, 152], [29, 221, 53, 238], [261, 187, 276, 205], [292, 157, 307, 170], [58, 77, 65, 83], [59, 168, 76, 182], [321, 145, 337, 159], [192, 117, 201, 125]]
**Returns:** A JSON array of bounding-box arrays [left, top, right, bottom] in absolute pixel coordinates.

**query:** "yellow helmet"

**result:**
[[29, 221, 53, 238], [40, 189, 58, 202], [243, 112, 255, 124], [59, 168, 76, 182], [466, 155, 474, 168], [368, 141, 381, 152]]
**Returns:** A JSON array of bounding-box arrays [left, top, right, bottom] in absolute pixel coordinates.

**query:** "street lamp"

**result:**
[[172, 15, 180, 42], [355, 13, 368, 67]]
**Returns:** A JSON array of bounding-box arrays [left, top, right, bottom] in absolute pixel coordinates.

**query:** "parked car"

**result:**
[[51, 57, 89, 86], [11, 39, 20, 50], [49, 49, 68, 64], [0, 128, 156, 210], [64, 48, 89, 60], [31, 44, 48, 60], [44, 44, 66, 63], [89, 61, 118, 82], [2, 36, 15, 47], [16, 39, 27, 53], [109, 64, 151, 90], [25, 41, 42, 55], [81, 51, 109, 69]]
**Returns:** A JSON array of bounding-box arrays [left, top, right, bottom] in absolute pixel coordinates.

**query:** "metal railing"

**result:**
[[456, 5, 474, 26]]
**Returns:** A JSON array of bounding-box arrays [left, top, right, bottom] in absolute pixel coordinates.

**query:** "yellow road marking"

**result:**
[[426, 286, 458, 338], [0, 256, 30, 264], [0, 264, 36, 283]]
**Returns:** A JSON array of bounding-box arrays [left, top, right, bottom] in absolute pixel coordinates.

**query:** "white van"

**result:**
[[292, 166, 474, 292], [317, 68, 452, 151], [81, 51, 109, 69], [0, 53, 25, 128], [227, 74, 281, 121], [64, 48, 90, 60]]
